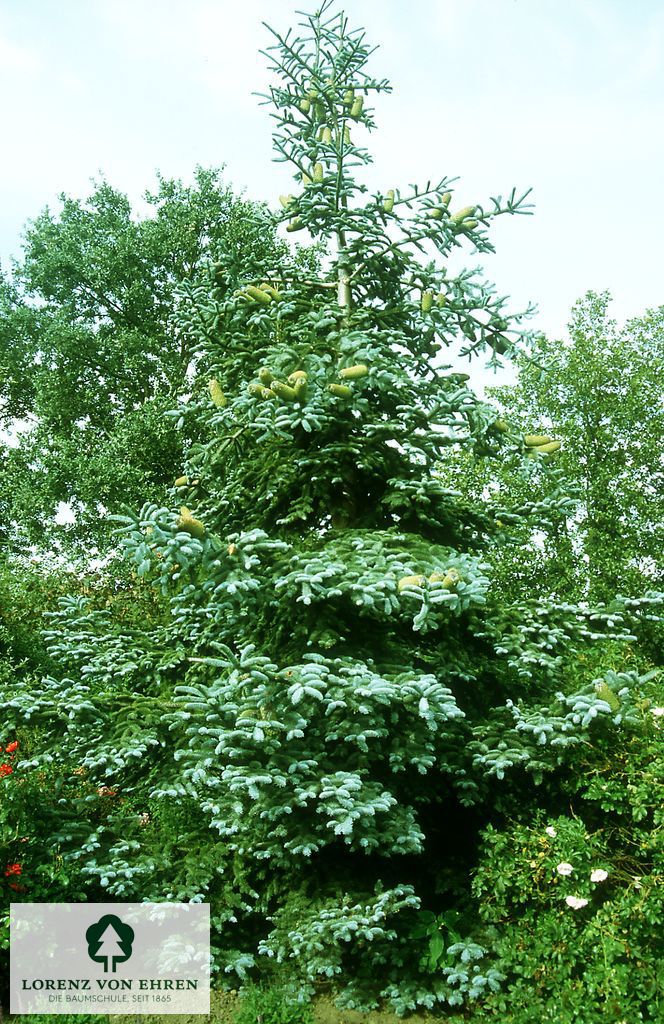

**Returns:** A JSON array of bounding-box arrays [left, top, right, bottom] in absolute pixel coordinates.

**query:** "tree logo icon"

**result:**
[[86, 914, 135, 973]]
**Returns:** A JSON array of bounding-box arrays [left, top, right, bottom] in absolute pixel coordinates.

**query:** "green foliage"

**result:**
[[0, 553, 173, 1005], [468, 668, 663, 1023], [491, 290, 664, 603], [433, 423, 583, 606], [411, 908, 464, 972], [8, 1017, 105, 1024], [0, 167, 284, 553], [0, 2, 661, 1020], [0, 558, 86, 671], [233, 982, 313, 1024]]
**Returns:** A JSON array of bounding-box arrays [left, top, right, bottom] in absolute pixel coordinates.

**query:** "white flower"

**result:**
[[556, 862, 574, 876], [565, 895, 588, 910], [651, 707, 664, 717], [590, 868, 608, 882], [545, 826, 557, 838]]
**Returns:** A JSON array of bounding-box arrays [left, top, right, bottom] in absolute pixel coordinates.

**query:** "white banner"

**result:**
[[10, 902, 210, 1015]]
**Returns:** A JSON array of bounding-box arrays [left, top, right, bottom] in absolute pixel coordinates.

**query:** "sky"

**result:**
[[1, 0, 663, 347]]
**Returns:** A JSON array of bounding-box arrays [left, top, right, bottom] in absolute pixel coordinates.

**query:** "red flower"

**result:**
[[4, 863, 22, 877], [8, 882, 23, 891], [0, 764, 12, 777], [5, 741, 18, 754]]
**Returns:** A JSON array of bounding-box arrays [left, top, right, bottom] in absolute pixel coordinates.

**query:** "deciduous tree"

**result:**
[[491, 291, 664, 603], [0, 168, 287, 552]]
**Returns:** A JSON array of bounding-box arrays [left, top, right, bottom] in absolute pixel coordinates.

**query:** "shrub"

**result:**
[[468, 669, 663, 1023], [233, 982, 314, 1024]]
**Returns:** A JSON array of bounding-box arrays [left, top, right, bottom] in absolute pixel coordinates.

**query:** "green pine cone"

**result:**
[[524, 435, 555, 447], [272, 380, 297, 402], [245, 285, 272, 304], [208, 378, 227, 407], [421, 291, 434, 314], [176, 507, 206, 540], [450, 205, 478, 225], [339, 364, 368, 380]]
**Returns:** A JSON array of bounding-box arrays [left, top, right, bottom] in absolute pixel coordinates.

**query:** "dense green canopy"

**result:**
[[0, 4, 661, 1020], [0, 168, 286, 552]]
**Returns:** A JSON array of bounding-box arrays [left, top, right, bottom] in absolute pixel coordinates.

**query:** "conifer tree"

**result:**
[[2, 3, 660, 1014]]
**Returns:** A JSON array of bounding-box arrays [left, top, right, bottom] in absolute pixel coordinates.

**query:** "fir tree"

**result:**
[[2, 3, 661, 1015]]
